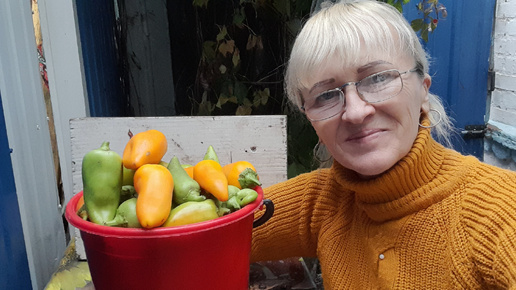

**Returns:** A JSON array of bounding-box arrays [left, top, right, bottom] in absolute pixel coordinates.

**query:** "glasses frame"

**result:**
[[301, 67, 419, 121]]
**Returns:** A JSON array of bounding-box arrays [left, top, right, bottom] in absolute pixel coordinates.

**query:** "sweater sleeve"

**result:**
[[250, 169, 329, 262], [462, 163, 516, 288]]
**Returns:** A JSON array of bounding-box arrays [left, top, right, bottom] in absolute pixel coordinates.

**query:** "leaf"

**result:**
[[228, 96, 238, 104], [261, 88, 270, 105], [216, 93, 230, 108], [243, 97, 253, 107], [234, 81, 248, 103], [202, 41, 217, 61], [232, 49, 240, 68], [236, 105, 252, 115], [411, 19, 424, 32], [198, 91, 215, 115], [233, 7, 245, 26], [421, 29, 429, 43], [246, 34, 257, 50], [252, 88, 270, 107], [219, 40, 235, 56], [193, 0, 210, 9], [246, 34, 264, 51], [393, 2, 402, 12], [216, 26, 228, 42]]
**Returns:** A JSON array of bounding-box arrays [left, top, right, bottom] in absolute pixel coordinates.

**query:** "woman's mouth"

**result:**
[[346, 129, 385, 142]]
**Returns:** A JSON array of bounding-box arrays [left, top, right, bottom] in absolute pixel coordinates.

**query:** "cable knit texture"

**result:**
[[251, 128, 516, 289]]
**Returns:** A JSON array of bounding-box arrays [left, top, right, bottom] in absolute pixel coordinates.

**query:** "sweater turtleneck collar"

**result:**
[[330, 126, 464, 222]]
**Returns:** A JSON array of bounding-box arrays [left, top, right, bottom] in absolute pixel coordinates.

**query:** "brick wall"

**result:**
[[485, 0, 516, 170]]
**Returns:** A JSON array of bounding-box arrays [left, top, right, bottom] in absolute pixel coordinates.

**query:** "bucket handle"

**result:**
[[253, 199, 274, 228]]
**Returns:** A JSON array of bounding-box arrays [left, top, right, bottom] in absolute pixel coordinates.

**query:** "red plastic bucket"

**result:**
[[65, 187, 273, 290]]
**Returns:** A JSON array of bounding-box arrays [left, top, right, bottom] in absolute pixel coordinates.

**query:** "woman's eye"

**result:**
[[370, 72, 388, 84], [313, 91, 340, 107]]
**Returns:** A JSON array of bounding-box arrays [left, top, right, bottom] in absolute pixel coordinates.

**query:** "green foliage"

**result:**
[[409, 0, 448, 42], [380, 0, 411, 12]]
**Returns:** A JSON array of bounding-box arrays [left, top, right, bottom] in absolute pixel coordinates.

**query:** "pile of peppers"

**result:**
[[77, 129, 261, 229]]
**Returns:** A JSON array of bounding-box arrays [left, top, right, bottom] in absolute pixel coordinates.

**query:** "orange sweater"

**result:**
[[251, 128, 516, 289]]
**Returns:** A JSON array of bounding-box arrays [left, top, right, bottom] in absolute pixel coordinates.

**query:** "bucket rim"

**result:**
[[65, 186, 264, 238]]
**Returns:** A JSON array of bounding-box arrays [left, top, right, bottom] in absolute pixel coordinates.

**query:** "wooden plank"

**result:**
[[123, 0, 176, 116], [69, 115, 288, 196]]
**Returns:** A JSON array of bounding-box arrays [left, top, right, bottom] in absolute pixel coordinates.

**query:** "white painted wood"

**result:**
[[0, 1, 66, 288], [37, 0, 89, 208], [70, 116, 287, 194]]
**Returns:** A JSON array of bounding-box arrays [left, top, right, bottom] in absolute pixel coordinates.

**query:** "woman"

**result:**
[[250, 1, 516, 289]]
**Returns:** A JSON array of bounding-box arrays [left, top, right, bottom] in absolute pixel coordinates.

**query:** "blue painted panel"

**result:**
[[404, 0, 495, 159], [76, 0, 124, 117], [0, 92, 32, 289]]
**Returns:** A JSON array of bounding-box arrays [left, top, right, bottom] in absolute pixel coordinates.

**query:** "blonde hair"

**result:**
[[285, 0, 454, 146]]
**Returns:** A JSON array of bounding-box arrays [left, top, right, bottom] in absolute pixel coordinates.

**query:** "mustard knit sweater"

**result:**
[[251, 128, 516, 289]]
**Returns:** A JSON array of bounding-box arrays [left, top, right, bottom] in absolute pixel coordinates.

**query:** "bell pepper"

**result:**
[[122, 129, 168, 170], [120, 185, 137, 203], [122, 166, 136, 186], [203, 145, 220, 163], [82, 141, 122, 225], [222, 161, 261, 189], [105, 198, 142, 228], [236, 188, 258, 206], [162, 199, 219, 227], [134, 164, 174, 229], [167, 156, 205, 204], [193, 159, 229, 202], [213, 185, 240, 216]]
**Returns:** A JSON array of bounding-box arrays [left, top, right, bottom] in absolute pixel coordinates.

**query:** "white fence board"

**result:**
[[69, 115, 288, 196]]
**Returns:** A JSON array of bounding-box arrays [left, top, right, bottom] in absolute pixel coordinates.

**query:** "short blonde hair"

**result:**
[[285, 0, 454, 146]]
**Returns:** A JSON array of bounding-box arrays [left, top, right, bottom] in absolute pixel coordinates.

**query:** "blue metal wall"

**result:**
[[76, 0, 125, 117], [0, 92, 32, 289], [404, 0, 496, 159]]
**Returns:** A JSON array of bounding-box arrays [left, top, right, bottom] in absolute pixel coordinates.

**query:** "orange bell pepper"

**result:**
[[134, 164, 174, 228], [193, 159, 228, 202], [122, 129, 168, 170], [222, 161, 261, 189], [183, 165, 194, 179], [76, 195, 85, 212]]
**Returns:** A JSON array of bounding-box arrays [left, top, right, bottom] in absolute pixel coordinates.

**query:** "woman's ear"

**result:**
[[420, 74, 432, 113], [423, 73, 431, 94]]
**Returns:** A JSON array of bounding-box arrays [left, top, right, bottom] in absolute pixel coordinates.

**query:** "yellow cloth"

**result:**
[[251, 128, 516, 289]]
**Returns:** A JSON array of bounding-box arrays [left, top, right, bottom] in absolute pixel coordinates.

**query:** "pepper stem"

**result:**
[[238, 168, 261, 189], [104, 215, 128, 227]]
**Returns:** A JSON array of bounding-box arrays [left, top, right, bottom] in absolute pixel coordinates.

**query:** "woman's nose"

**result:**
[[341, 86, 375, 123]]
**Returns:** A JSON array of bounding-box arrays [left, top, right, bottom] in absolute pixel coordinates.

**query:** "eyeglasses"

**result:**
[[301, 68, 418, 121]]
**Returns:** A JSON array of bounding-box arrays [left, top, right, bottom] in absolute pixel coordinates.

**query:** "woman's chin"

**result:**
[[336, 154, 398, 179]]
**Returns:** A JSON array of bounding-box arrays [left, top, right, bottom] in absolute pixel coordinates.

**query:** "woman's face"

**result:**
[[301, 52, 431, 178]]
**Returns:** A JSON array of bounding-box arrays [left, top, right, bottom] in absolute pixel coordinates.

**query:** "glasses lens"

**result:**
[[305, 89, 344, 121], [358, 70, 402, 103]]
